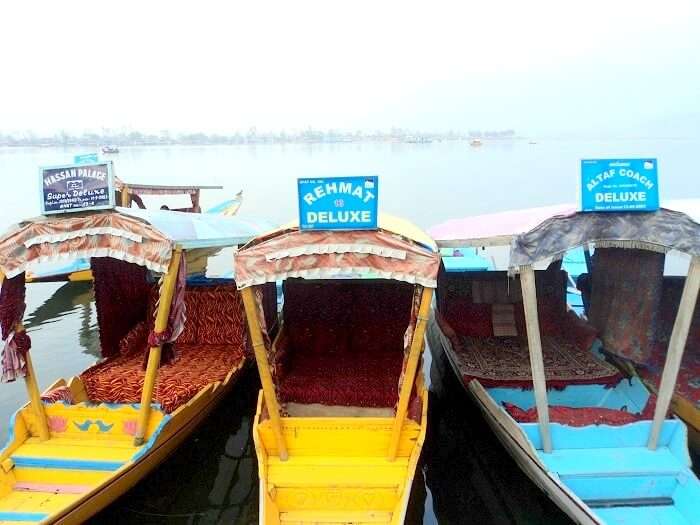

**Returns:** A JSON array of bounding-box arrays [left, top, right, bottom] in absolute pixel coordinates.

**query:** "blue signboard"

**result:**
[[581, 158, 659, 212], [298, 176, 379, 230], [73, 153, 99, 165], [40, 161, 115, 215]]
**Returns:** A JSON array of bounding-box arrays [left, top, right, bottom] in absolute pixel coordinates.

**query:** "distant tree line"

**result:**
[[0, 127, 520, 147]]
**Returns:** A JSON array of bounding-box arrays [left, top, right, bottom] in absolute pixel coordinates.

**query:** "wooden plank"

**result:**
[[22, 350, 49, 442], [648, 256, 700, 449], [241, 287, 288, 461], [134, 249, 182, 446], [387, 287, 433, 461], [520, 266, 552, 453]]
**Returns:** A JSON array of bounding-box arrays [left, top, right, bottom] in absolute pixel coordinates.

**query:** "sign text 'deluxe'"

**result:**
[[581, 159, 659, 212], [298, 176, 378, 230]]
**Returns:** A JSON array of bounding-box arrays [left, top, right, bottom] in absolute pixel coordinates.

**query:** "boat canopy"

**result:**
[[0, 207, 275, 278], [235, 213, 440, 289], [429, 204, 576, 247], [509, 199, 700, 270], [114, 180, 223, 195]]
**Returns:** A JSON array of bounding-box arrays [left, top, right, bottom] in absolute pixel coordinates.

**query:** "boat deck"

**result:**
[[520, 420, 700, 525], [0, 402, 168, 523]]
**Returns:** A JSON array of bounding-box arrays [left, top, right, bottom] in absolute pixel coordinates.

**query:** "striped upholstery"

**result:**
[[81, 284, 247, 413]]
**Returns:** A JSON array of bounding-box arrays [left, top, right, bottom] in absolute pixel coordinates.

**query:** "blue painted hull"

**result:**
[[429, 319, 700, 525]]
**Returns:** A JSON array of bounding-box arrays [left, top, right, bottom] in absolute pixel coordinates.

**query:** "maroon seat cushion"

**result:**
[[503, 395, 657, 427]]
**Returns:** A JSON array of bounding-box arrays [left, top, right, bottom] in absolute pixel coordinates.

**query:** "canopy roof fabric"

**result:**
[[114, 179, 222, 195], [429, 204, 576, 247], [510, 205, 700, 270], [0, 208, 274, 278], [235, 215, 440, 289]]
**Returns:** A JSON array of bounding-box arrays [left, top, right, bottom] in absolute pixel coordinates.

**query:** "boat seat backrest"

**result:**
[[144, 283, 246, 347], [440, 269, 568, 337], [282, 279, 413, 357]]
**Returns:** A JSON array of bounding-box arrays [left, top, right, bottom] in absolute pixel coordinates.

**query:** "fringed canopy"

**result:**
[[0, 208, 276, 278], [0, 211, 174, 278], [234, 215, 440, 289], [509, 207, 700, 271]]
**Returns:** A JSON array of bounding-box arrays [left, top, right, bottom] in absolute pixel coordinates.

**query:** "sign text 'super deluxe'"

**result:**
[[40, 162, 115, 215]]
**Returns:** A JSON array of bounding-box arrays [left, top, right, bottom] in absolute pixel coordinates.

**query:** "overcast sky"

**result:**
[[2, 1, 699, 136]]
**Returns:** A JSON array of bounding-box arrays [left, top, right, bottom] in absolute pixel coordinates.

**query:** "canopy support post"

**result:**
[[134, 248, 182, 447], [21, 325, 49, 442], [520, 265, 552, 453], [388, 286, 433, 462], [648, 255, 700, 450], [241, 287, 288, 461], [121, 186, 130, 207]]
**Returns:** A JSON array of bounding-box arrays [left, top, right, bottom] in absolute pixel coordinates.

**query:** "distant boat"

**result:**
[[469, 138, 483, 147], [405, 136, 432, 144], [101, 145, 119, 154]]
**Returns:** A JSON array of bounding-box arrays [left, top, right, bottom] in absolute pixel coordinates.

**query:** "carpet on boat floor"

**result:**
[[452, 334, 622, 389]]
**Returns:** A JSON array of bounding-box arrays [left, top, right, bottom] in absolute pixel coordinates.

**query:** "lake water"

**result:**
[[1, 140, 698, 523]]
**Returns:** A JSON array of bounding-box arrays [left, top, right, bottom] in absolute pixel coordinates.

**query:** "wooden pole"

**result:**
[[388, 286, 433, 461], [240, 287, 288, 461], [121, 186, 130, 207], [648, 255, 700, 450], [134, 249, 182, 446], [0, 271, 49, 441], [20, 324, 50, 441], [520, 266, 552, 453], [583, 247, 593, 273]]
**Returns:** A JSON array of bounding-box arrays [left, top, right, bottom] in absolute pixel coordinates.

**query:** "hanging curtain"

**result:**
[[92, 257, 152, 359], [588, 248, 664, 364], [147, 258, 187, 366], [253, 285, 277, 380], [0, 273, 31, 383]]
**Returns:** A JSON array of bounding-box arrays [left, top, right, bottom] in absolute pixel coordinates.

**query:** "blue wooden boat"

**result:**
[[428, 203, 700, 524]]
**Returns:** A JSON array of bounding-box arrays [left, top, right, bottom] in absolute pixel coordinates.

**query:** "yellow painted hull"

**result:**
[[253, 387, 428, 525], [0, 362, 245, 524]]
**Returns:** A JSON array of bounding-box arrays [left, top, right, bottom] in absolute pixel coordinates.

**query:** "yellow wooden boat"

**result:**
[[234, 214, 441, 524], [0, 207, 273, 523]]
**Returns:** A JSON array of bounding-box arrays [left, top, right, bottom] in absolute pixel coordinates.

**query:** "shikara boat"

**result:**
[[618, 200, 700, 452], [234, 215, 440, 524], [0, 207, 273, 523], [26, 182, 238, 283], [427, 204, 700, 524]]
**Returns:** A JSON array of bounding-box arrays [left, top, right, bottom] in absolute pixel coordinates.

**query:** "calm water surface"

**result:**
[[1, 141, 698, 523]]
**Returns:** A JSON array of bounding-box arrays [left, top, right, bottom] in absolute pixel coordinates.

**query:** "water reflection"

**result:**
[[24, 281, 101, 358]]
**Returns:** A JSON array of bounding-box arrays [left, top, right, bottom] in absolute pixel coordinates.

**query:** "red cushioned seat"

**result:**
[[81, 344, 246, 413], [503, 395, 657, 427], [81, 284, 248, 413], [277, 279, 413, 408]]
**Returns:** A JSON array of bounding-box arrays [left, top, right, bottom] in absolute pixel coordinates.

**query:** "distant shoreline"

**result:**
[[0, 130, 520, 148]]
